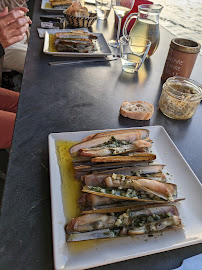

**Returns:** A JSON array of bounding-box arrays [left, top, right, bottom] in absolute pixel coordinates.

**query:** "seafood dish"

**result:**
[[54, 30, 98, 53], [49, 0, 73, 8], [65, 128, 184, 241]]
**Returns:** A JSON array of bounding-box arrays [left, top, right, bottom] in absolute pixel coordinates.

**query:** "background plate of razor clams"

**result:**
[[43, 29, 112, 57]]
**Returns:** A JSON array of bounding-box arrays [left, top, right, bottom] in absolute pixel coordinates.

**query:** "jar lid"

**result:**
[[171, 38, 201, 54]]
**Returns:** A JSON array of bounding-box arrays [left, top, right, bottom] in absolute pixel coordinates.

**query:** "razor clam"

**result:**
[[84, 173, 167, 187], [72, 156, 92, 164], [90, 153, 156, 162], [55, 41, 96, 53], [67, 229, 115, 241], [81, 164, 165, 182], [55, 39, 93, 46], [82, 202, 160, 214], [82, 177, 183, 203], [105, 175, 177, 201], [81, 129, 150, 142], [79, 140, 152, 157], [78, 193, 124, 209], [66, 205, 182, 241], [55, 31, 97, 40], [128, 216, 181, 235], [74, 161, 151, 172], [69, 129, 149, 157], [67, 213, 116, 232]]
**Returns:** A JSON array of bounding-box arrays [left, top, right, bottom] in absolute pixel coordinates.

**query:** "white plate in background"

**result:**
[[41, 0, 68, 13], [43, 29, 112, 57], [48, 126, 202, 270]]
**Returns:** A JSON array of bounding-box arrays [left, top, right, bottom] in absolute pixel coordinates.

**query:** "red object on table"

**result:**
[[116, 0, 153, 34]]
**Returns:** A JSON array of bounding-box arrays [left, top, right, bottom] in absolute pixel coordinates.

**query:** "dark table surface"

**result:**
[[0, 1, 202, 269]]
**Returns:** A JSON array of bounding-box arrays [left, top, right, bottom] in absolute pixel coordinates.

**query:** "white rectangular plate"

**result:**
[[48, 126, 202, 270], [43, 29, 112, 57], [41, 0, 67, 13]]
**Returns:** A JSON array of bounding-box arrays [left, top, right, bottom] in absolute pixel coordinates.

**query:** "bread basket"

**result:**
[[63, 11, 97, 28]]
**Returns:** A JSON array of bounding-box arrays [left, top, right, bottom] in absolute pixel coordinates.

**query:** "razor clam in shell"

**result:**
[[79, 164, 166, 182], [82, 177, 184, 203], [84, 172, 167, 187], [69, 129, 150, 157], [66, 205, 182, 241]]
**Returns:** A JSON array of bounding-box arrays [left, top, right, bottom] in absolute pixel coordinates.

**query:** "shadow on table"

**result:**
[[118, 114, 151, 128], [117, 57, 152, 85]]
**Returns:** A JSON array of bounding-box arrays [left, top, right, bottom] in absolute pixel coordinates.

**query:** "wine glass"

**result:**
[[108, 0, 135, 48]]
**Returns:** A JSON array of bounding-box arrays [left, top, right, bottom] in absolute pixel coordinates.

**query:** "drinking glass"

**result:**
[[120, 35, 151, 73], [95, 0, 112, 20], [108, 0, 135, 48]]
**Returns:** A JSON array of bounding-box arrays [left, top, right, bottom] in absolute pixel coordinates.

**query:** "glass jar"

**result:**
[[159, 76, 202, 120]]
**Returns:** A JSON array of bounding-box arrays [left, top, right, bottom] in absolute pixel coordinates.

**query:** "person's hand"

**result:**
[[0, 7, 32, 48]]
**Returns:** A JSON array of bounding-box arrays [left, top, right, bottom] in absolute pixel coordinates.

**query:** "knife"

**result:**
[[49, 56, 118, 66]]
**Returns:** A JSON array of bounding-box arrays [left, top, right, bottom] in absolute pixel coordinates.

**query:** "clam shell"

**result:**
[[82, 184, 183, 203], [69, 129, 149, 157]]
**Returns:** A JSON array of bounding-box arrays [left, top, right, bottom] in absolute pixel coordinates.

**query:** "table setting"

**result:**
[[0, 0, 202, 270]]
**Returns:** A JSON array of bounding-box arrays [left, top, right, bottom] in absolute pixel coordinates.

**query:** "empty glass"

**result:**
[[95, 0, 112, 20], [120, 35, 151, 73]]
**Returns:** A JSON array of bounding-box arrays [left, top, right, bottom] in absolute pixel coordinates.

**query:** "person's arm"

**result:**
[[0, 0, 28, 12]]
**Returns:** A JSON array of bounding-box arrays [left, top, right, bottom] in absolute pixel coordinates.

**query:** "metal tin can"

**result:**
[[161, 38, 201, 83]]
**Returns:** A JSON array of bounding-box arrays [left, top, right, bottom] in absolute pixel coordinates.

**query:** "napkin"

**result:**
[[173, 254, 202, 270], [116, 0, 153, 33]]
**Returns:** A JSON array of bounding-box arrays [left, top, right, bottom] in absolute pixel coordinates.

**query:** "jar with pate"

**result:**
[[159, 76, 202, 120]]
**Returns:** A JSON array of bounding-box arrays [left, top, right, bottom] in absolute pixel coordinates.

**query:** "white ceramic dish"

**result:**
[[41, 0, 67, 13], [84, 0, 96, 4], [48, 126, 202, 270], [43, 29, 112, 57]]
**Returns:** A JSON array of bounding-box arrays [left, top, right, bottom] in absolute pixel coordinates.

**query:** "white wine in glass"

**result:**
[[108, 0, 135, 48]]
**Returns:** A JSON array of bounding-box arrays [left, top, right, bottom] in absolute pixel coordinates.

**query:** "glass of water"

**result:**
[[120, 35, 151, 73], [95, 0, 112, 20]]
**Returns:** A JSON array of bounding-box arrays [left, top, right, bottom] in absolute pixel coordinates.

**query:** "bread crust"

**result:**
[[120, 101, 154, 120]]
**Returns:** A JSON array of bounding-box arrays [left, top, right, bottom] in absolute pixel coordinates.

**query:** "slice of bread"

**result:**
[[120, 101, 154, 120]]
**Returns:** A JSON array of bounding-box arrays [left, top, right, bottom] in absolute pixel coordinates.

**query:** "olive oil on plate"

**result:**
[[49, 34, 57, 52], [56, 140, 99, 253]]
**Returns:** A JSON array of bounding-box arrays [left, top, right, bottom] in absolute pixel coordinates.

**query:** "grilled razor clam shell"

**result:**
[[82, 202, 160, 214], [55, 39, 93, 46], [82, 185, 182, 203], [81, 129, 150, 142], [78, 193, 124, 209], [79, 139, 152, 157], [74, 161, 150, 171], [75, 161, 152, 179], [90, 153, 156, 162], [128, 216, 181, 235], [82, 164, 165, 181], [72, 156, 92, 165], [55, 31, 97, 40], [66, 205, 181, 241], [105, 176, 177, 201], [67, 229, 115, 241], [55, 42, 95, 53], [52, 3, 72, 8], [69, 129, 149, 157], [136, 179, 176, 199], [85, 173, 166, 187], [67, 213, 116, 232]]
